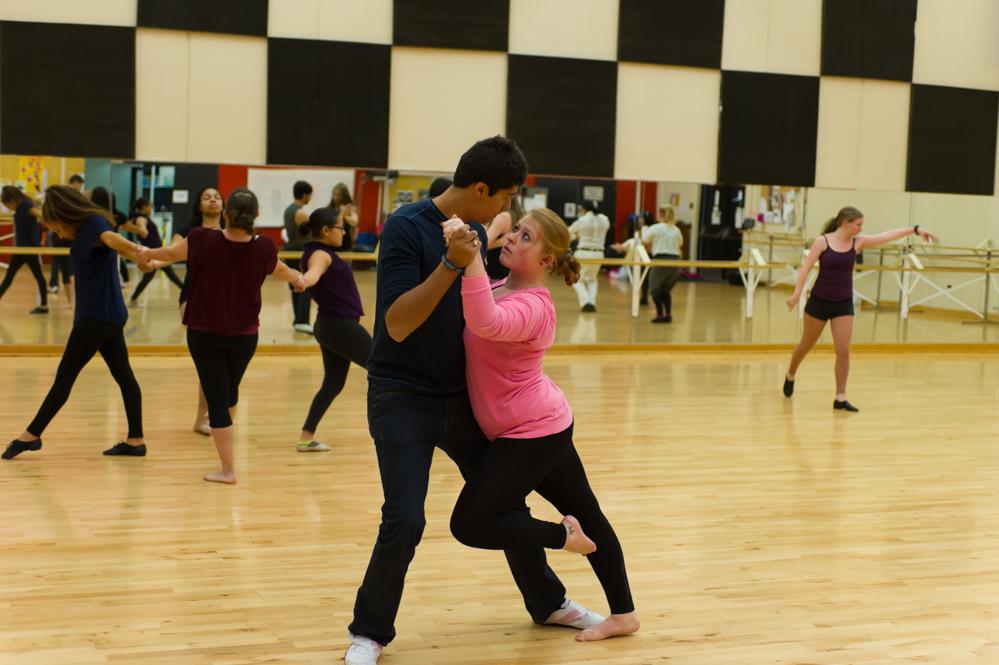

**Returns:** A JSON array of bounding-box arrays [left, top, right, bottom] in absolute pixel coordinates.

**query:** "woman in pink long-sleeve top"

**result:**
[[446, 207, 640, 642]]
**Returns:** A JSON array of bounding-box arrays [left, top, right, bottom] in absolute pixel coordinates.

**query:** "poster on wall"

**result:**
[[247, 167, 356, 228], [582, 185, 604, 202], [18, 157, 43, 196]]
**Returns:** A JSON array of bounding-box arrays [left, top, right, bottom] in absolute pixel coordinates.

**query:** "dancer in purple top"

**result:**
[[293, 206, 371, 453], [784, 207, 936, 411]]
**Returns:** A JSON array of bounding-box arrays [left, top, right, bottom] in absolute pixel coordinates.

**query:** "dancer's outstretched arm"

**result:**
[[857, 226, 936, 250]]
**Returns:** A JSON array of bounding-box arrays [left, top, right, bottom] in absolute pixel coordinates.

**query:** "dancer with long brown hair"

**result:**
[[4, 185, 146, 460]]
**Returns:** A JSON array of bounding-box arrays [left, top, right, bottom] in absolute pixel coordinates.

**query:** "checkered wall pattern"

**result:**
[[1, 0, 996, 195]]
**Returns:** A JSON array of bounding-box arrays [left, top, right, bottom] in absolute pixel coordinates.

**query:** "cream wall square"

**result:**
[[720, 0, 768, 73], [856, 80, 909, 192], [815, 78, 861, 189], [509, 0, 618, 61], [721, 0, 820, 76], [615, 63, 720, 182], [269, 0, 392, 44], [388, 48, 506, 172], [187, 34, 267, 164], [267, 0, 319, 39], [913, 0, 999, 92], [765, 0, 821, 76], [0, 0, 136, 27], [815, 78, 908, 192], [136, 29, 189, 161], [318, 0, 392, 44]]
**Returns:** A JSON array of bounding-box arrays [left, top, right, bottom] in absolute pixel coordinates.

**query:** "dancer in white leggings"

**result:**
[[568, 200, 609, 312]]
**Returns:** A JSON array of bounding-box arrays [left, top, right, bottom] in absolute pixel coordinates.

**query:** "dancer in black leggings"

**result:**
[[4, 185, 146, 460], [0, 186, 48, 314], [139, 188, 304, 484], [445, 207, 639, 642], [146, 187, 224, 435], [124, 197, 183, 305], [293, 207, 371, 452]]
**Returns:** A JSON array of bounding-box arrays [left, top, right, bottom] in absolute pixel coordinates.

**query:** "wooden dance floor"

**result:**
[[2, 352, 999, 664]]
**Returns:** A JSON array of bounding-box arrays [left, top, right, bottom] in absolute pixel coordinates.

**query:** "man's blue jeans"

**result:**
[[348, 382, 567, 646]]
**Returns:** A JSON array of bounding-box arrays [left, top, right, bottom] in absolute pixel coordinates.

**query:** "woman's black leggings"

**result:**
[[49, 256, 72, 287], [302, 317, 371, 433], [0, 255, 48, 305], [27, 317, 143, 439], [450, 423, 634, 615], [130, 265, 184, 301], [186, 329, 258, 428]]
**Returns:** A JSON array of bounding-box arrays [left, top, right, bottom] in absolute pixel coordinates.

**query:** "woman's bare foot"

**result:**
[[562, 516, 596, 554], [575, 612, 640, 642], [193, 421, 210, 436], [203, 471, 236, 484]]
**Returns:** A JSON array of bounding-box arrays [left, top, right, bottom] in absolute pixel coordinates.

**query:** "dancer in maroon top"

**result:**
[[784, 207, 936, 411], [139, 188, 304, 483]]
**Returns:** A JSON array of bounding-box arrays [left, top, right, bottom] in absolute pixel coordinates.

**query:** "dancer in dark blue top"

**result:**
[[0, 186, 48, 314], [344, 136, 598, 665], [4, 185, 147, 461], [784, 206, 937, 411]]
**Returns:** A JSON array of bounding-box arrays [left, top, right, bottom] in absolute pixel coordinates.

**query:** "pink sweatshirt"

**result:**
[[461, 275, 573, 441]]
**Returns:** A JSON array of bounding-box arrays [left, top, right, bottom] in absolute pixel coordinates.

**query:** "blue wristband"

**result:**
[[441, 254, 464, 275]]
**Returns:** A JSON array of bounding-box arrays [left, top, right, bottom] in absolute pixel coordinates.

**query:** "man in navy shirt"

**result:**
[[345, 137, 601, 664]]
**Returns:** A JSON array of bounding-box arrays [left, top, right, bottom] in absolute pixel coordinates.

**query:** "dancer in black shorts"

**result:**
[[784, 207, 936, 411]]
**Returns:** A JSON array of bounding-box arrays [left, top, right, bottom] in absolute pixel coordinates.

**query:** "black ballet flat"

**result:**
[[103, 442, 147, 456], [833, 400, 859, 412], [3, 438, 42, 460], [783, 377, 794, 398]]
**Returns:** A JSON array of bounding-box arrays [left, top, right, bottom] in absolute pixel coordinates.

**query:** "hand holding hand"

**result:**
[[441, 215, 467, 246], [292, 272, 307, 293], [446, 227, 481, 268]]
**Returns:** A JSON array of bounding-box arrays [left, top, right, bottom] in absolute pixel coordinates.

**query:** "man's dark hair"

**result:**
[[453, 135, 528, 195], [68, 174, 84, 185], [428, 177, 451, 198], [293, 180, 313, 199], [578, 200, 596, 213]]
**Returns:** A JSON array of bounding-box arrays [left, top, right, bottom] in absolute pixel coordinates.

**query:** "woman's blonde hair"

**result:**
[[525, 207, 581, 286], [658, 205, 676, 224]]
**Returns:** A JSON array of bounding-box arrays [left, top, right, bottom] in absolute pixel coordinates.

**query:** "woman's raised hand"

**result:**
[[441, 215, 467, 246]]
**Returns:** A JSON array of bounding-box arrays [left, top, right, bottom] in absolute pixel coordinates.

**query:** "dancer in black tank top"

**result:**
[[784, 207, 936, 411]]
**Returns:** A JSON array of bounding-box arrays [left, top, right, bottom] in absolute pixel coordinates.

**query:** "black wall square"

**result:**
[[507, 55, 617, 178], [267, 39, 390, 168], [907, 84, 999, 196], [717, 71, 820, 186], [821, 0, 917, 82], [0, 21, 134, 157], [618, 0, 725, 69], [393, 0, 509, 51], [138, 0, 268, 37]]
